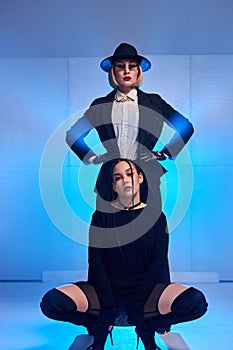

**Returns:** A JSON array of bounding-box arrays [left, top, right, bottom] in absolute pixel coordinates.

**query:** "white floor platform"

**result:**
[[0, 282, 232, 349]]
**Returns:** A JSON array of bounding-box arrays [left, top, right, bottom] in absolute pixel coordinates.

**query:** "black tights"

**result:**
[[40, 288, 98, 329], [137, 287, 208, 334], [40, 286, 207, 332]]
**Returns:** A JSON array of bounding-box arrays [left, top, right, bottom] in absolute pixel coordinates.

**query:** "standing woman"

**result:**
[[40, 159, 207, 350], [66, 43, 194, 212]]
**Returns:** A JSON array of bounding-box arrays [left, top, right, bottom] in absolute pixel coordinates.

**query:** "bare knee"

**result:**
[[57, 284, 88, 312], [158, 284, 189, 314]]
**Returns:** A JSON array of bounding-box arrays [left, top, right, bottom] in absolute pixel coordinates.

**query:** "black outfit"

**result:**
[[88, 206, 170, 326], [40, 206, 208, 348], [65, 89, 194, 210]]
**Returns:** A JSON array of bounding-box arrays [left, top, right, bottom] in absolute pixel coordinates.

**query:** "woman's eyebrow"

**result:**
[[113, 168, 132, 176]]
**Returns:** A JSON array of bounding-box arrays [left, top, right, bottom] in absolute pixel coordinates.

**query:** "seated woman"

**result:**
[[40, 159, 208, 350]]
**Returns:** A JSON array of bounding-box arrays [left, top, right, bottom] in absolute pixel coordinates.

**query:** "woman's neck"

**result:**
[[118, 87, 133, 95], [112, 200, 146, 211], [113, 195, 146, 210], [119, 194, 140, 207], [118, 199, 141, 210]]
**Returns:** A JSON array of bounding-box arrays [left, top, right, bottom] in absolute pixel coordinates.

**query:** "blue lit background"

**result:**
[[0, 0, 233, 283]]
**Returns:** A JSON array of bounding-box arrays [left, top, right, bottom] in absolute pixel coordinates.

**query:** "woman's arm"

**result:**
[[154, 94, 194, 159], [128, 213, 169, 322], [66, 115, 96, 163], [88, 212, 116, 325]]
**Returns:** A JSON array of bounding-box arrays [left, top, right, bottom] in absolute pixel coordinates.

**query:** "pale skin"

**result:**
[[112, 160, 144, 209], [57, 160, 188, 327], [113, 59, 139, 94]]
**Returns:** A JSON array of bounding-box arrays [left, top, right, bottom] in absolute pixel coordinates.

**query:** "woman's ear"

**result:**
[[138, 172, 143, 184], [112, 182, 116, 192]]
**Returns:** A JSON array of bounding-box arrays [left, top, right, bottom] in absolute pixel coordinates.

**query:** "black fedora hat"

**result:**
[[100, 43, 151, 72]]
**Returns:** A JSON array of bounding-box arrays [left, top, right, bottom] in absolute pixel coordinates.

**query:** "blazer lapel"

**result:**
[[137, 89, 154, 145], [137, 89, 163, 147], [99, 90, 120, 156]]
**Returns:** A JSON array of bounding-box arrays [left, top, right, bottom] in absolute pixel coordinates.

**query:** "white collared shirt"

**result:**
[[111, 88, 139, 160]]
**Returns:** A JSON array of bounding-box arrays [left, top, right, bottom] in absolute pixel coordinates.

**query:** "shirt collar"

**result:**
[[116, 88, 137, 101]]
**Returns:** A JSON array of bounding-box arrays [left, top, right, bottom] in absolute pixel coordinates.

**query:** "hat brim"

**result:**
[[100, 54, 151, 72]]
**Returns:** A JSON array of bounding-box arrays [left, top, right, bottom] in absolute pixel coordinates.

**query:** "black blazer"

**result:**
[[66, 89, 192, 284], [66, 88, 194, 164]]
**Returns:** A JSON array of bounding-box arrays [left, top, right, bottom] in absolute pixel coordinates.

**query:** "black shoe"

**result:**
[[156, 326, 171, 334], [136, 327, 161, 350], [86, 326, 94, 336], [86, 346, 103, 350], [86, 324, 113, 350], [86, 334, 113, 350]]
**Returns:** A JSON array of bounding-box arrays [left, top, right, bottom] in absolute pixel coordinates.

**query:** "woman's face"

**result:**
[[113, 59, 139, 93], [112, 161, 143, 200]]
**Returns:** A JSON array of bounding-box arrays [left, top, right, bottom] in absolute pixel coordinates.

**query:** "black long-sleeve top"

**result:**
[[88, 206, 170, 313]]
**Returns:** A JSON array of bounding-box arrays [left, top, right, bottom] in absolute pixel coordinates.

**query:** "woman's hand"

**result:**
[[92, 153, 109, 164], [153, 151, 168, 161], [140, 150, 168, 162]]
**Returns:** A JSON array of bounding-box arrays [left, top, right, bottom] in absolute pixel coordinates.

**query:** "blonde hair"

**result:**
[[108, 65, 143, 89]]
